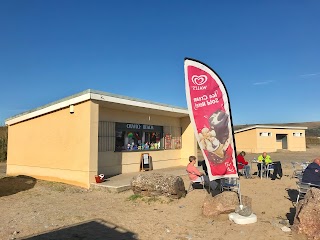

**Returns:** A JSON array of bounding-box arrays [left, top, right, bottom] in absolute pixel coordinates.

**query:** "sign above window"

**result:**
[[126, 123, 154, 130], [117, 123, 158, 131]]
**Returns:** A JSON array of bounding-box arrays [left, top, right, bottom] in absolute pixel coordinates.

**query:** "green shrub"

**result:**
[[127, 194, 143, 201], [0, 126, 7, 161], [0, 137, 7, 161]]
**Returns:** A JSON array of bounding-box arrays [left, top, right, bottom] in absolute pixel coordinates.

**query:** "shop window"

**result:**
[[98, 121, 116, 152], [115, 123, 163, 151], [163, 126, 182, 149]]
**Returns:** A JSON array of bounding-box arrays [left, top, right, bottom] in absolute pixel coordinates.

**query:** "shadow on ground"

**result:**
[[0, 175, 37, 197], [286, 188, 299, 203], [22, 219, 138, 240], [285, 188, 298, 225], [286, 207, 297, 225]]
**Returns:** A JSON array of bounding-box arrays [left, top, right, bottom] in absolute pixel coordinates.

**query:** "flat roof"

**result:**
[[235, 125, 308, 133], [5, 89, 189, 126]]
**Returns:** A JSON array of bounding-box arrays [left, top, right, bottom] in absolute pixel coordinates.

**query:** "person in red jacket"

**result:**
[[237, 151, 251, 178]]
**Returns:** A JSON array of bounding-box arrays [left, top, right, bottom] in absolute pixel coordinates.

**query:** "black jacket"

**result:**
[[302, 162, 320, 185]]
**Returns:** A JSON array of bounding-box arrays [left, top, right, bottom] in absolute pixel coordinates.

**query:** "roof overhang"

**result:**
[[235, 125, 308, 134], [5, 89, 189, 126]]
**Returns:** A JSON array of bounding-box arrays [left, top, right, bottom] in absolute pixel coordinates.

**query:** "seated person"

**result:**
[[186, 156, 218, 192], [257, 152, 283, 180], [237, 151, 251, 178], [302, 157, 320, 186]]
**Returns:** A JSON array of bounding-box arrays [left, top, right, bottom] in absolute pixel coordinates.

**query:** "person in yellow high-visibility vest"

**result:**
[[257, 152, 272, 177], [258, 152, 272, 164], [257, 152, 283, 180]]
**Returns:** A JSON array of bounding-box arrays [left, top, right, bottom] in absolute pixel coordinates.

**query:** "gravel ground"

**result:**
[[0, 145, 318, 240]]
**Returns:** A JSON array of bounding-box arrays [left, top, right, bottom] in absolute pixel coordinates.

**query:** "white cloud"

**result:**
[[300, 72, 320, 78], [252, 80, 273, 86]]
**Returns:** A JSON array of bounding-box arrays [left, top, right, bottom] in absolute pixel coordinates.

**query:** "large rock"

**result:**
[[203, 191, 239, 217], [293, 187, 320, 240], [131, 173, 186, 199]]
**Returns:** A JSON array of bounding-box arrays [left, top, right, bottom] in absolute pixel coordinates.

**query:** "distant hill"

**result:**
[[234, 122, 320, 137]]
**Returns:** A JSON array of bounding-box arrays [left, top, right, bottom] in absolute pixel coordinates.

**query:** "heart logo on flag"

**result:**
[[192, 75, 207, 86]]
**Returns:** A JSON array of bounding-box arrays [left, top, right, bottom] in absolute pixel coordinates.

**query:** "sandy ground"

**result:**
[[0, 146, 319, 240]]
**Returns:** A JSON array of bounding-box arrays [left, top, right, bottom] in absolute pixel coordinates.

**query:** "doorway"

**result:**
[[276, 134, 288, 149]]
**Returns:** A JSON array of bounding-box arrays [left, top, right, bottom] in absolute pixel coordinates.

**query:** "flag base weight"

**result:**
[[228, 212, 257, 225]]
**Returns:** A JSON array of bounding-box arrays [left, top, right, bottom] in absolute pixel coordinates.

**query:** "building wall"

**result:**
[[98, 107, 196, 176], [256, 128, 306, 152], [88, 101, 99, 184], [234, 129, 258, 153], [7, 100, 98, 188], [288, 130, 306, 151], [256, 128, 276, 153], [180, 116, 197, 165], [235, 128, 306, 153]]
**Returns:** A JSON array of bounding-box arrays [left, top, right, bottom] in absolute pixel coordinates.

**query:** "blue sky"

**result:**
[[0, 1, 319, 125]]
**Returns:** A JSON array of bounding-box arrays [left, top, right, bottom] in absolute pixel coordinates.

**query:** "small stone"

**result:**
[[281, 226, 291, 232], [165, 228, 171, 233], [279, 219, 289, 226]]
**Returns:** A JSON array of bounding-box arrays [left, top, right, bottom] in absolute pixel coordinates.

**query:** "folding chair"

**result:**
[[258, 163, 266, 179], [237, 163, 246, 177], [296, 181, 311, 204], [266, 163, 274, 179], [187, 177, 205, 193], [220, 178, 240, 195], [186, 170, 210, 193], [296, 180, 320, 204], [291, 162, 303, 179]]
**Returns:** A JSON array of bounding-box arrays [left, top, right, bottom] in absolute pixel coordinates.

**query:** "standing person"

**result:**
[[257, 152, 283, 180], [302, 157, 320, 186], [186, 156, 218, 193], [237, 151, 251, 178]]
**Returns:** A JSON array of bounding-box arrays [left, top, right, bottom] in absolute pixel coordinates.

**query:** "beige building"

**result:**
[[5, 90, 197, 188], [234, 125, 307, 153]]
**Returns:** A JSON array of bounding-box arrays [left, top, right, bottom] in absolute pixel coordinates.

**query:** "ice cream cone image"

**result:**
[[209, 110, 229, 146], [199, 128, 226, 164], [210, 137, 224, 158]]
